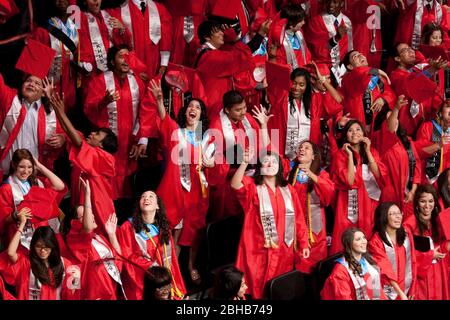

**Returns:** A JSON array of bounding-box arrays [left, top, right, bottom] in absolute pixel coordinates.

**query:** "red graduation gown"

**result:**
[[374, 123, 421, 217], [339, 66, 397, 136], [389, 68, 441, 136], [169, 14, 204, 67], [65, 220, 122, 300], [330, 148, 386, 254], [156, 116, 209, 246], [404, 215, 450, 300], [292, 170, 335, 274], [415, 121, 450, 184], [68, 140, 116, 236], [83, 71, 152, 198], [368, 231, 417, 298], [118, 220, 186, 300], [0, 274, 15, 300], [78, 10, 131, 76], [207, 113, 261, 221], [234, 176, 309, 299], [0, 252, 78, 300], [267, 83, 342, 160], [110, 1, 172, 78], [320, 261, 385, 300]]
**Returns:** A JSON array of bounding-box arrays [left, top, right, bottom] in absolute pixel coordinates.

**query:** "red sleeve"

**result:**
[[380, 83, 397, 109], [0, 72, 17, 121], [314, 170, 336, 207], [0, 184, 14, 233], [117, 221, 152, 270], [106, 9, 132, 48], [82, 74, 106, 127], [411, 138, 422, 185], [233, 176, 257, 213], [321, 92, 343, 118], [65, 221, 94, 264], [330, 149, 362, 188], [414, 121, 435, 159], [371, 147, 387, 188], [0, 251, 27, 286], [368, 234, 397, 282], [156, 2, 173, 53], [304, 16, 333, 64], [158, 115, 179, 150], [69, 141, 115, 178], [291, 185, 309, 250], [320, 263, 355, 300]]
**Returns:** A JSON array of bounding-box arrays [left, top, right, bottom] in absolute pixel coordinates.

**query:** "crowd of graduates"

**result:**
[[2, 0, 450, 301]]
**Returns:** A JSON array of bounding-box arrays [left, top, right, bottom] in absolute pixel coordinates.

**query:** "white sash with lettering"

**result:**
[[285, 100, 310, 160], [412, 0, 443, 49], [348, 188, 358, 224], [362, 164, 381, 201], [103, 71, 140, 136], [134, 231, 172, 268], [177, 129, 213, 192], [256, 185, 295, 248], [121, 0, 161, 46], [183, 16, 195, 43], [219, 109, 256, 163], [310, 190, 322, 234], [86, 11, 113, 72], [382, 233, 413, 299], [322, 14, 353, 67], [338, 257, 381, 300], [29, 258, 64, 300]]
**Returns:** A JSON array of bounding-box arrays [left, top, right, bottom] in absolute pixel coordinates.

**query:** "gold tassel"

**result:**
[[270, 238, 279, 249], [264, 239, 271, 248], [307, 193, 315, 246], [292, 165, 300, 186]]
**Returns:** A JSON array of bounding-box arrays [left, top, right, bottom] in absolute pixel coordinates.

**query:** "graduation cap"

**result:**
[[17, 186, 59, 224], [15, 38, 57, 79], [166, 63, 194, 93], [0, 0, 19, 23], [163, 0, 204, 16], [265, 61, 292, 92], [413, 235, 431, 252], [250, 7, 269, 33], [211, 0, 241, 20], [404, 73, 439, 104], [419, 44, 450, 61], [123, 51, 147, 75], [269, 18, 287, 45], [438, 207, 450, 240]]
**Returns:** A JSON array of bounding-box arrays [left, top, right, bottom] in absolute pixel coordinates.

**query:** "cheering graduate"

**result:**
[[321, 227, 385, 300], [374, 95, 421, 217], [369, 202, 417, 300], [77, 0, 131, 77], [415, 100, 450, 185], [231, 149, 310, 299], [64, 178, 125, 300], [389, 42, 443, 137], [304, 0, 353, 68], [194, 20, 256, 118], [0, 149, 67, 251], [0, 73, 65, 177], [404, 185, 450, 300], [118, 191, 186, 300], [330, 120, 386, 254], [148, 79, 214, 284], [32, 0, 79, 110], [48, 92, 118, 235], [269, 4, 311, 69], [110, 0, 172, 78], [287, 140, 335, 274], [339, 50, 396, 137], [267, 65, 341, 162], [0, 226, 80, 300], [83, 45, 154, 199]]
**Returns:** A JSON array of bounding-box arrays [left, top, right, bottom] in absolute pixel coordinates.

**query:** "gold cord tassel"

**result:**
[[307, 193, 315, 246]]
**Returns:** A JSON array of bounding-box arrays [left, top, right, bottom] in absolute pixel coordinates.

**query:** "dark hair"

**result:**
[[210, 265, 244, 300], [98, 127, 118, 154], [342, 49, 357, 71], [373, 202, 407, 247], [176, 98, 209, 136], [253, 151, 288, 187], [132, 192, 170, 245], [106, 44, 130, 71], [280, 4, 306, 29], [223, 90, 245, 110], [30, 226, 64, 287], [9, 149, 39, 186], [289, 68, 312, 118], [287, 140, 321, 192], [198, 20, 222, 44], [341, 227, 377, 277], [413, 184, 441, 242], [437, 168, 450, 209], [421, 23, 444, 45], [143, 266, 173, 300], [340, 120, 369, 165]]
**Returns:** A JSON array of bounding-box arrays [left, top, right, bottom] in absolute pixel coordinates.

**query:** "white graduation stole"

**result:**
[[322, 13, 353, 68], [121, 0, 161, 46], [362, 164, 381, 201], [285, 100, 310, 160], [86, 11, 113, 72], [412, 0, 442, 49]]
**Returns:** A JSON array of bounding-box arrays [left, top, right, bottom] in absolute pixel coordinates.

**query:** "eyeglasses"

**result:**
[[35, 245, 51, 251], [388, 212, 404, 217], [398, 47, 414, 54], [155, 284, 172, 294]]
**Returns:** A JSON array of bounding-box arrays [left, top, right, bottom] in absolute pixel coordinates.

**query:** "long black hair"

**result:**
[[210, 265, 244, 300], [289, 68, 312, 118], [413, 184, 441, 242], [132, 192, 171, 245], [340, 119, 369, 165], [287, 140, 321, 192], [341, 227, 377, 278], [30, 226, 64, 287], [373, 202, 407, 247], [437, 168, 450, 209], [176, 98, 209, 137], [253, 151, 288, 187]]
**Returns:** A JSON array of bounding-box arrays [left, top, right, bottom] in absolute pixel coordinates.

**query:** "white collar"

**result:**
[[23, 99, 41, 110], [205, 42, 218, 50], [326, 12, 343, 24], [132, 0, 147, 8]]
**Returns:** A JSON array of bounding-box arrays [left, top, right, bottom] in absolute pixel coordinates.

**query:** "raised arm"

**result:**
[[231, 148, 252, 190], [7, 208, 31, 264], [34, 157, 65, 191], [80, 178, 95, 234], [105, 213, 121, 255], [148, 79, 166, 120]]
